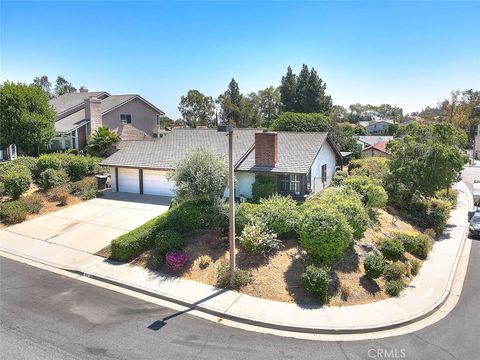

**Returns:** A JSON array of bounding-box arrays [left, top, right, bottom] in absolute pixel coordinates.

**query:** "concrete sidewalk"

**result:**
[[0, 182, 471, 334]]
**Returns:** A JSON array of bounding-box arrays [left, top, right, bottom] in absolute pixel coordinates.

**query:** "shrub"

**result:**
[[306, 187, 370, 239], [40, 168, 69, 190], [379, 237, 404, 262], [216, 263, 253, 289], [235, 202, 260, 233], [301, 265, 330, 302], [435, 188, 457, 207], [0, 200, 28, 224], [410, 259, 421, 276], [363, 255, 386, 279], [165, 200, 215, 233], [36, 154, 62, 177], [343, 175, 388, 212], [239, 221, 281, 255], [385, 280, 404, 297], [383, 262, 405, 281], [331, 170, 348, 186], [71, 177, 98, 200], [154, 230, 186, 255], [0, 182, 4, 196], [253, 195, 300, 237], [251, 175, 276, 202], [410, 197, 451, 235], [299, 204, 353, 265], [165, 251, 189, 271], [11, 157, 38, 175], [396, 233, 432, 259], [36, 154, 100, 181], [110, 212, 169, 261], [348, 157, 389, 180], [2, 165, 32, 199], [198, 255, 212, 269], [22, 193, 44, 214], [147, 253, 164, 270], [47, 185, 70, 205]]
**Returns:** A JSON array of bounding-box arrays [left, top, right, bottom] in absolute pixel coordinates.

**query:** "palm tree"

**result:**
[[87, 126, 119, 157]]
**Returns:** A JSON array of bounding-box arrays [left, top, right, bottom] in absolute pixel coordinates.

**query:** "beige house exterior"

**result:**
[[48, 90, 165, 150]]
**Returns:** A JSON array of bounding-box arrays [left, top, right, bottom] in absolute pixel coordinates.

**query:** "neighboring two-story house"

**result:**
[[48, 89, 165, 150]]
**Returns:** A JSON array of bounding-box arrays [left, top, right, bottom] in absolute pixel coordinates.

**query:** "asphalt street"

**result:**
[[1, 167, 479, 360]]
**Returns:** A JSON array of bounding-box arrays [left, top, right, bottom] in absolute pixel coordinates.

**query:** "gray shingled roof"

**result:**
[[101, 129, 337, 174], [356, 135, 394, 146], [55, 109, 88, 133], [236, 132, 330, 174], [49, 92, 107, 114], [51, 93, 164, 133]]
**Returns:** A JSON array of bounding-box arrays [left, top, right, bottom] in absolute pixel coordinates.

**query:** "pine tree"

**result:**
[[280, 66, 297, 112], [296, 64, 311, 112]]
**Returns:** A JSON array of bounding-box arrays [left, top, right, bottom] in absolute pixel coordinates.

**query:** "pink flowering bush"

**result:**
[[165, 251, 189, 271]]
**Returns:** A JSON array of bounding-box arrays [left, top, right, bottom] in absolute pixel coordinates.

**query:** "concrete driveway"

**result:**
[[2, 193, 171, 254]]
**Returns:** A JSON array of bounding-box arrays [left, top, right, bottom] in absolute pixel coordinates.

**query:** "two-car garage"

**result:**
[[111, 167, 175, 197]]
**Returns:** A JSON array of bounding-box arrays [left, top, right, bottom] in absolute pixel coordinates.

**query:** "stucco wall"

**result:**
[[102, 98, 160, 136], [310, 143, 337, 193], [223, 172, 256, 199], [362, 148, 389, 158]]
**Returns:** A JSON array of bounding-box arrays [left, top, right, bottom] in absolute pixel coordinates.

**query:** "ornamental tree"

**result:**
[[169, 148, 228, 204], [0, 82, 56, 153]]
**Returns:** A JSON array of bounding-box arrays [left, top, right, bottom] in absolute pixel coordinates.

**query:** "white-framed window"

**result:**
[[279, 174, 301, 195], [120, 114, 132, 124], [156, 114, 161, 125], [321, 164, 327, 183]]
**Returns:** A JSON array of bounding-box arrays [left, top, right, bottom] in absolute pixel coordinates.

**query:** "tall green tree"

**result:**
[[54, 76, 77, 96], [280, 66, 297, 112], [386, 124, 468, 199], [178, 89, 215, 127], [31, 75, 53, 98], [217, 78, 243, 124], [0, 82, 56, 153], [257, 86, 281, 127], [279, 64, 332, 114]]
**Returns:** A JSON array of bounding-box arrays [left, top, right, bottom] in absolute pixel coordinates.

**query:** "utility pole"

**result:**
[[228, 129, 236, 286], [218, 124, 236, 286]]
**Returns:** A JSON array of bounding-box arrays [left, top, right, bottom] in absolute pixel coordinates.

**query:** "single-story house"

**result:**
[[48, 89, 165, 150], [359, 119, 395, 134], [362, 140, 390, 158], [100, 129, 343, 200], [356, 135, 394, 149]]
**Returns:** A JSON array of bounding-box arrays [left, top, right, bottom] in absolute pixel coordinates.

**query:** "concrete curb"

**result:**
[[0, 182, 472, 335]]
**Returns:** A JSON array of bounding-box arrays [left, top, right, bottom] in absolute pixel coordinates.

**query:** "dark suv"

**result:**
[[468, 212, 480, 238]]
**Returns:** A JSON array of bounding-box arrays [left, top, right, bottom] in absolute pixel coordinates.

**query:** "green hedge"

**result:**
[[110, 213, 168, 261], [110, 199, 227, 261]]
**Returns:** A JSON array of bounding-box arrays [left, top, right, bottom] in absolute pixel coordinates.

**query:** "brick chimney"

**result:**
[[79, 86, 88, 93], [84, 97, 102, 131], [255, 131, 278, 167]]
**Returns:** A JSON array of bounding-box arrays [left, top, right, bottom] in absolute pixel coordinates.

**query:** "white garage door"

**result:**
[[143, 170, 175, 196], [118, 168, 140, 193]]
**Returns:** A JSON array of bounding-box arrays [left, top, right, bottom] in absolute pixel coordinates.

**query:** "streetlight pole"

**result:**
[[228, 129, 236, 286]]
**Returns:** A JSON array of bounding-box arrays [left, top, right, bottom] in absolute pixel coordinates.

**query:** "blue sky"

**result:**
[[1, 1, 479, 118]]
